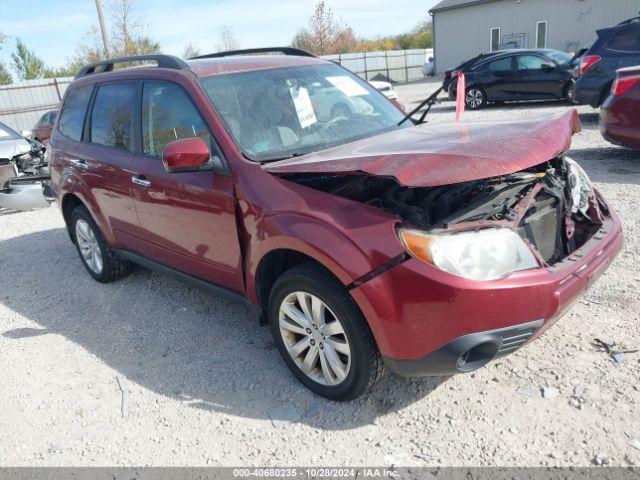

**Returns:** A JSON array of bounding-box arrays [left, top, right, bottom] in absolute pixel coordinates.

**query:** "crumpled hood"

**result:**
[[264, 109, 581, 187], [0, 138, 31, 160]]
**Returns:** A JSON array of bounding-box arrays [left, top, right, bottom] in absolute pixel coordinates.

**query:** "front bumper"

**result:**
[[384, 319, 543, 376], [350, 213, 623, 376]]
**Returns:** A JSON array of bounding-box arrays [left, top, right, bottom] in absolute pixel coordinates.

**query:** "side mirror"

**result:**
[[21, 129, 33, 138], [541, 63, 555, 71], [162, 137, 211, 173]]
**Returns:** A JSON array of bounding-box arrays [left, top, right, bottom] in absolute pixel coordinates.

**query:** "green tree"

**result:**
[[0, 62, 12, 85], [57, 0, 161, 77], [0, 31, 11, 84], [11, 39, 45, 80]]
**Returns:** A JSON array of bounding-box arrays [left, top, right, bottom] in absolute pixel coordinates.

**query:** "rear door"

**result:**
[[473, 55, 517, 100], [129, 79, 243, 292], [73, 81, 143, 252], [514, 54, 567, 99]]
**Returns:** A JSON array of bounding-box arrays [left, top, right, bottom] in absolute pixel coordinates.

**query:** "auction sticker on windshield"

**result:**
[[290, 86, 317, 128], [327, 76, 369, 97]]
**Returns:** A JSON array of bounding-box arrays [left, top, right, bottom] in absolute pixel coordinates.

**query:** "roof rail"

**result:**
[[75, 54, 190, 78], [618, 14, 640, 25], [190, 47, 316, 60]]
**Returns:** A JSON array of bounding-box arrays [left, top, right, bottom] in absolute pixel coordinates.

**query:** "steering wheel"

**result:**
[[322, 114, 351, 131]]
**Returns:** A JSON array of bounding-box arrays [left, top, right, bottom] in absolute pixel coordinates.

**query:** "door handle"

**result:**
[[69, 158, 89, 169], [131, 175, 151, 187]]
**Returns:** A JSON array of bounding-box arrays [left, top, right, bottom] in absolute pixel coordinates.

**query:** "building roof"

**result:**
[[429, 0, 497, 14]]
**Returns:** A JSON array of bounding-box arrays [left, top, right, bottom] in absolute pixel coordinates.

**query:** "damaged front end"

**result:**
[[0, 140, 52, 211], [282, 156, 606, 280]]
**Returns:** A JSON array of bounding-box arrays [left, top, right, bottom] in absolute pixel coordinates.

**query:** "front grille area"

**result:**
[[495, 321, 543, 357], [518, 194, 563, 264]]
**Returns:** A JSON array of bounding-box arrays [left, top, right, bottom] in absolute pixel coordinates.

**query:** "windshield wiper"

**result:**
[[397, 86, 444, 126], [253, 152, 306, 163]]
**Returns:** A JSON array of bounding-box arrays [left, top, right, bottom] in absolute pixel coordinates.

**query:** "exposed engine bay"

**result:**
[[283, 156, 606, 266], [0, 138, 52, 211]]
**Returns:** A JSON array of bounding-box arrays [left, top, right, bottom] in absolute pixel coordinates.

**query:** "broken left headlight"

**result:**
[[565, 156, 595, 218], [398, 227, 539, 281]]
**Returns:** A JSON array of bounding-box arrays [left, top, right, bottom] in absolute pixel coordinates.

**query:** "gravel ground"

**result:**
[[0, 78, 639, 467]]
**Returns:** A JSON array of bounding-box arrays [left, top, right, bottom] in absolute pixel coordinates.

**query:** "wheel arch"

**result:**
[[61, 192, 86, 242], [254, 248, 343, 323]]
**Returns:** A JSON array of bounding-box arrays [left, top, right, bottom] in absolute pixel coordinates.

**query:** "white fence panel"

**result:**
[[0, 77, 72, 131], [322, 48, 432, 83]]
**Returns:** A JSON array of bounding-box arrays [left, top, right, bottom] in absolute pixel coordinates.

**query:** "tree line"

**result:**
[[0, 0, 431, 85]]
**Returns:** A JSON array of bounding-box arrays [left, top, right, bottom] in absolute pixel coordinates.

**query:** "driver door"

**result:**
[[514, 54, 565, 99], [129, 80, 244, 292]]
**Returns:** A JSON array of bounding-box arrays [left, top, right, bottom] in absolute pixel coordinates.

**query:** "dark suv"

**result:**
[[574, 16, 640, 107], [49, 50, 621, 400]]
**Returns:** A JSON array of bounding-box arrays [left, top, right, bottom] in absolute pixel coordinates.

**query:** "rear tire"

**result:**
[[70, 206, 132, 283], [268, 263, 383, 401]]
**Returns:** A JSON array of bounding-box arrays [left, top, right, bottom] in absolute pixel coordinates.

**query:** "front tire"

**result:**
[[268, 263, 383, 401], [465, 87, 487, 110], [70, 206, 132, 283]]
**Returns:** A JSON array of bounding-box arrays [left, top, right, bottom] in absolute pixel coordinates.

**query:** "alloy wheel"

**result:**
[[466, 89, 484, 109], [75, 219, 103, 274], [278, 291, 351, 386]]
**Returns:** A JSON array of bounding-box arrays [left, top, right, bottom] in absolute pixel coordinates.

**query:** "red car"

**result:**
[[31, 110, 57, 145], [600, 66, 640, 149], [49, 50, 622, 400]]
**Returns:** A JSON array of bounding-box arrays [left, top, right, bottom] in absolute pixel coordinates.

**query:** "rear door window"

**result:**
[[141, 81, 212, 158], [58, 85, 93, 141], [486, 57, 513, 71], [90, 82, 136, 151], [606, 26, 640, 53]]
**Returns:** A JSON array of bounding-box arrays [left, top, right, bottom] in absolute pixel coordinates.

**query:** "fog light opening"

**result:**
[[456, 342, 499, 372]]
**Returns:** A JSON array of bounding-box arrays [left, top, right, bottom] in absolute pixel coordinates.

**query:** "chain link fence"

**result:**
[[0, 77, 72, 132]]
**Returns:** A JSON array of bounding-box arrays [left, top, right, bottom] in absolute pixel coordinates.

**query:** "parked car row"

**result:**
[[445, 48, 580, 109], [439, 14, 640, 150]]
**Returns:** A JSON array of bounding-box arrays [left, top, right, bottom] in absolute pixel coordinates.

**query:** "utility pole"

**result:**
[[95, 0, 111, 58]]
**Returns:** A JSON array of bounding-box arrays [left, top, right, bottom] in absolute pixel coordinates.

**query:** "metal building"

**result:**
[[430, 0, 640, 73]]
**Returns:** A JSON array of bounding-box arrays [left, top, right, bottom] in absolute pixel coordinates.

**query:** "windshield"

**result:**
[[547, 50, 572, 64], [199, 64, 407, 161], [0, 121, 21, 141]]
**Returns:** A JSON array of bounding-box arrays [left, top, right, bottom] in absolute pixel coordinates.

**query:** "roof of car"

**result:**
[[72, 51, 330, 83]]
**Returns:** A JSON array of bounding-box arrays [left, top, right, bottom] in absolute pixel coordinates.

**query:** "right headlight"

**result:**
[[398, 227, 539, 281]]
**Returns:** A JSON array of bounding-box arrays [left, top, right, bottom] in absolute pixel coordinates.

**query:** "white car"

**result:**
[[309, 86, 374, 120], [369, 81, 398, 100]]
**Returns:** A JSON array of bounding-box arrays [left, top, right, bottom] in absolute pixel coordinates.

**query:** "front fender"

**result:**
[[245, 210, 403, 305]]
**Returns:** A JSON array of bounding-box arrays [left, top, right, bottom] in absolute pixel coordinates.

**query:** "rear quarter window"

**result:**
[[58, 84, 93, 141], [606, 26, 640, 53]]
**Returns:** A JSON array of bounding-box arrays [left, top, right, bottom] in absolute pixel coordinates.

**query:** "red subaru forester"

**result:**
[[49, 49, 622, 400]]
